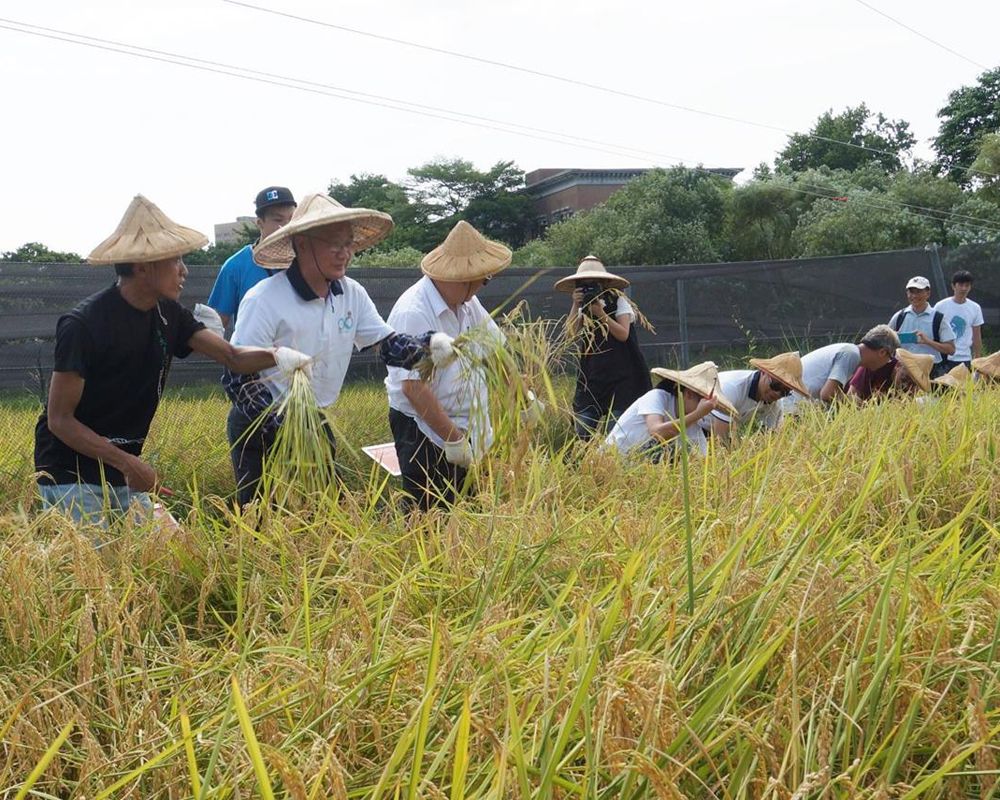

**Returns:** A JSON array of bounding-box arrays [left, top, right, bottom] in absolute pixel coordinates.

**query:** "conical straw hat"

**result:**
[[650, 361, 739, 418], [420, 220, 511, 282], [748, 351, 811, 398], [554, 255, 629, 292], [931, 362, 971, 389], [87, 195, 208, 264], [895, 349, 933, 392], [971, 350, 1000, 378], [253, 193, 394, 268]]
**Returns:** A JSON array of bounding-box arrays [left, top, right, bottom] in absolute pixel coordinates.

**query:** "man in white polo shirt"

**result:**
[[224, 193, 447, 506], [889, 275, 955, 379], [700, 351, 810, 441], [385, 221, 510, 509], [934, 270, 984, 370]]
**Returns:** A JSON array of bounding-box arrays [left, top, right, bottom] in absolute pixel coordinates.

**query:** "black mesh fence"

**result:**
[[2, 242, 999, 394]]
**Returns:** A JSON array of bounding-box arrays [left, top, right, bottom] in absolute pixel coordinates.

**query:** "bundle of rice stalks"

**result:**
[[258, 370, 340, 512]]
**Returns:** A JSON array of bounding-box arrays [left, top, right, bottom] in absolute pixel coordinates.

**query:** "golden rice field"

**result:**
[[1, 375, 999, 798]]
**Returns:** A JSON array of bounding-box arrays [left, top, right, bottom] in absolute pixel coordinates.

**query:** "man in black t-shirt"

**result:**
[[34, 195, 310, 527]]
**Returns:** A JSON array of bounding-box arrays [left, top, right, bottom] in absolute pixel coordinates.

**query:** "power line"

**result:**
[[3, 18, 1000, 237], [850, 0, 989, 71], [221, 0, 998, 180]]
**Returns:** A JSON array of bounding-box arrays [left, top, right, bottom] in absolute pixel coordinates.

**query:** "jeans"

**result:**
[[39, 482, 152, 528], [388, 409, 467, 509]]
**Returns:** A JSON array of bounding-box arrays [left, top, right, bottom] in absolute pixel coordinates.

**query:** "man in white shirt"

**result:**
[[700, 351, 810, 441], [934, 270, 984, 370], [889, 275, 956, 379], [385, 221, 510, 509], [225, 193, 444, 506]]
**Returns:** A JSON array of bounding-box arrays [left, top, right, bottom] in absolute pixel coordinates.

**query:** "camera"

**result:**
[[578, 281, 602, 307]]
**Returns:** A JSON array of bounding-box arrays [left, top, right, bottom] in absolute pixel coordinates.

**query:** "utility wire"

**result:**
[[222, 0, 999, 180], [850, 0, 990, 71], [3, 18, 1000, 236]]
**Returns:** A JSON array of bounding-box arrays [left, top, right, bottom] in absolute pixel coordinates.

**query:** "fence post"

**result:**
[[677, 278, 690, 368], [925, 243, 948, 298]]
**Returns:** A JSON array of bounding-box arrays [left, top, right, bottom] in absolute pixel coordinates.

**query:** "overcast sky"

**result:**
[[1, 0, 995, 254]]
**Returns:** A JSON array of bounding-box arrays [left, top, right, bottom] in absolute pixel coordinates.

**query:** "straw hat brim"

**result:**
[[971, 352, 1000, 377], [554, 272, 629, 292], [650, 367, 739, 418], [895, 350, 933, 392], [932, 364, 971, 389], [749, 358, 811, 399], [253, 209, 394, 268], [87, 194, 208, 264]]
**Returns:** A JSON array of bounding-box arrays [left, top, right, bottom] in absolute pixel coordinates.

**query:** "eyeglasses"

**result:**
[[303, 232, 355, 253]]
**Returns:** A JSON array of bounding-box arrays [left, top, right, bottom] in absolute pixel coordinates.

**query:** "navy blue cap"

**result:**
[[255, 186, 296, 215]]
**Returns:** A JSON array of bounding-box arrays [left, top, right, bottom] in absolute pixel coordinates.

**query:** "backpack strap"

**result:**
[[932, 311, 943, 342], [891, 310, 907, 331]]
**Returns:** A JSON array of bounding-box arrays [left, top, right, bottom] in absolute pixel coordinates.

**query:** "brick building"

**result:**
[[524, 167, 742, 230]]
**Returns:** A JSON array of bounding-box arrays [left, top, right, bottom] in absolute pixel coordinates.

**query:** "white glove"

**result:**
[[193, 303, 225, 338], [519, 390, 546, 428], [429, 332, 457, 368], [274, 346, 313, 379], [442, 437, 474, 468]]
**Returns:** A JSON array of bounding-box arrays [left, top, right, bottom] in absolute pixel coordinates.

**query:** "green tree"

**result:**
[[328, 173, 430, 252], [776, 104, 915, 174], [943, 195, 1000, 245], [542, 167, 731, 265], [968, 132, 1000, 202], [407, 158, 535, 248], [1, 242, 84, 263], [934, 67, 1000, 185], [791, 191, 936, 256], [725, 178, 810, 261], [352, 246, 425, 268]]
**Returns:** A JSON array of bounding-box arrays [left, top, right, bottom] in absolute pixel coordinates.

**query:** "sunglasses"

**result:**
[[770, 380, 792, 398]]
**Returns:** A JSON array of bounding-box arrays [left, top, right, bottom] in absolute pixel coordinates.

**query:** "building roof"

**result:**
[[523, 166, 743, 198]]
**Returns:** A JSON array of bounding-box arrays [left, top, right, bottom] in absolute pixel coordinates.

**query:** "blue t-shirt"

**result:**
[[206, 244, 275, 322]]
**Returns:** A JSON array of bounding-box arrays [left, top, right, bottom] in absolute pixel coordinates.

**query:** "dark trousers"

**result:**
[[388, 408, 467, 509], [227, 406, 336, 507], [930, 360, 955, 380]]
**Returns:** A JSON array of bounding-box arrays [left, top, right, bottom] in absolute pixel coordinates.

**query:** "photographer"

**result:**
[[556, 255, 651, 439]]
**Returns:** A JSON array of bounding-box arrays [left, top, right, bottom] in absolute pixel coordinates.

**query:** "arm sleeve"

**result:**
[[378, 331, 434, 369], [938, 315, 956, 342], [172, 304, 206, 358], [973, 303, 985, 326], [386, 306, 435, 381], [827, 351, 857, 386], [231, 291, 275, 348], [615, 295, 635, 320], [52, 315, 92, 376], [206, 262, 239, 317]]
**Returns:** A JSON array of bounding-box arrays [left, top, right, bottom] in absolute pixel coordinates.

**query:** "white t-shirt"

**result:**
[[934, 297, 984, 361], [232, 272, 392, 408], [385, 276, 501, 456], [782, 343, 860, 412], [700, 370, 783, 431], [605, 388, 707, 456]]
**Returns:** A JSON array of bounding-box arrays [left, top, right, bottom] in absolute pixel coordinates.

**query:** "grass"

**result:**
[[0, 348, 999, 797]]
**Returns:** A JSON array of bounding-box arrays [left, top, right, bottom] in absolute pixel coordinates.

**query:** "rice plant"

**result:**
[[0, 346, 998, 797]]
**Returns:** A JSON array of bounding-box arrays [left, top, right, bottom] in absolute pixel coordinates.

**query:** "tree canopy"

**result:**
[[934, 67, 1000, 185]]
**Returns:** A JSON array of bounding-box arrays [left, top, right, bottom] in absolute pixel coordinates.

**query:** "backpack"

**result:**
[[892, 309, 944, 341]]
